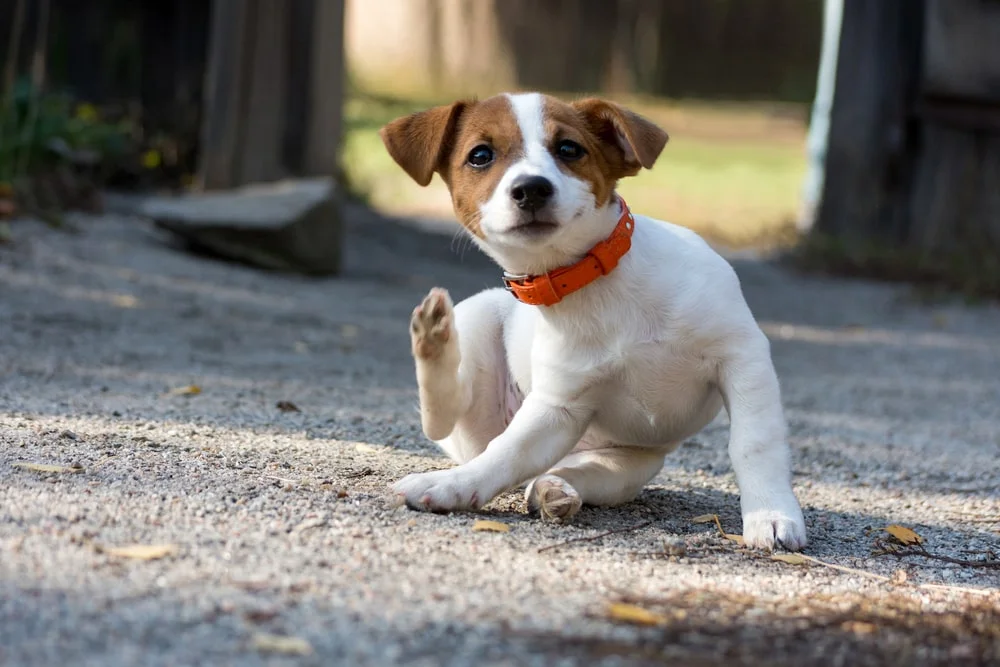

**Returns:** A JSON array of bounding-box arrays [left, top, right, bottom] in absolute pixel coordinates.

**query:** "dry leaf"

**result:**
[[13, 461, 83, 474], [472, 520, 510, 533], [841, 621, 877, 635], [691, 514, 744, 545], [105, 544, 177, 560], [772, 553, 809, 565], [165, 384, 201, 397], [251, 633, 313, 655], [111, 294, 139, 309], [885, 524, 923, 545], [606, 603, 668, 626], [892, 569, 908, 585], [275, 400, 301, 413]]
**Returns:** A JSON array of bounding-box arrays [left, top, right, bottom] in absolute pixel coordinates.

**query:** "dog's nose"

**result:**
[[510, 176, 554, 212]]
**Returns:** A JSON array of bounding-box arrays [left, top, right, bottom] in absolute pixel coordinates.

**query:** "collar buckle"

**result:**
[[502, 272, 528, 293]]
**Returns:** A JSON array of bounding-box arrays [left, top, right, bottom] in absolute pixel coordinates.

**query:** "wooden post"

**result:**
[[292, 0, 345, 178], [197, 0, 252, 190], [810, 0, 1000, 288], [197, 0, 345, 190], [811, 0, 924, 246], [906, 0, 1000, 256]]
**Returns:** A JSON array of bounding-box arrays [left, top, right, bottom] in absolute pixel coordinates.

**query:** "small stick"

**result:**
[[792, 554, 892, 582], [537, 520, 652, 553], [772, 552, 999, 595], [917, 582, 998, 597], [886, 545, 1000, 570], [265, 474, 301, 486]]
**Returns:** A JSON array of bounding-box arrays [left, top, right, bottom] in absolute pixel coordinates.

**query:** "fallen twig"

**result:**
[[537, 520, 652, 553], [762, 551, 998, 596], [916, 582, 999, 597], [265, 474, 302, 486], [788, 554, 892, 582], [877, 542, 1000, 569]]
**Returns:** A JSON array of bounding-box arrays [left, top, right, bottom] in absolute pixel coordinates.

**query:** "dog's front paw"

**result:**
[[741, 503, 807, 551], [410, 288, 456, 362], [392, 469, 484, 513], [526, 474, 582, 522]]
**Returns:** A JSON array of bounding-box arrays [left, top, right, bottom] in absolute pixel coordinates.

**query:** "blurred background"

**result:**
[[1, 0, 998, 295], [343, 0, 821, 246]]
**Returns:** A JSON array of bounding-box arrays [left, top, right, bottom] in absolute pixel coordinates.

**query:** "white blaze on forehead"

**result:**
[[499, 92, 562, 192], [506, 92, 547, 162]]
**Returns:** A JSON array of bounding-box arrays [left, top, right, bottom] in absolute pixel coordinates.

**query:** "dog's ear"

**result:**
[[572, 98, 668, 177], [379, 102, 470, 186]]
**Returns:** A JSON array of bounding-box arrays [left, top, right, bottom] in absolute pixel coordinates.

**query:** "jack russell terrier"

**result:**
[[379, 92, 807, 550]]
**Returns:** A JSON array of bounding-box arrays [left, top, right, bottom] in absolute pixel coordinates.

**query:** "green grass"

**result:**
[[342, 91, 808, 248]]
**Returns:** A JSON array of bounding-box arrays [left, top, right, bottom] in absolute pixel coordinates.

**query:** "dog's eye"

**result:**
[[467, 145, 495, 168], [555, 140, 585, 161]]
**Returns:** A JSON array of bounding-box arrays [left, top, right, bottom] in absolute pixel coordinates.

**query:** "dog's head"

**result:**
[[380, 93, 668, 272]]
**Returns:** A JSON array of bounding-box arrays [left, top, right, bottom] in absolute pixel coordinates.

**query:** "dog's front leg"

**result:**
[[393, 394, 592, 513], [719, 337, 807, 551]]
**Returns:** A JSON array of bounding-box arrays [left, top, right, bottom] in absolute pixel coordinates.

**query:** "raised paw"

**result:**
[[741, 505, 808, 551], [526, 474, 583, 522], [410, 288, 456, 361], [392, 468, 485, 513]]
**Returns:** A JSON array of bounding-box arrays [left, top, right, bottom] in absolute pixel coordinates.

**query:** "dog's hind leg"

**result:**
[[410, 287, 514, 464], [525, 446, 665, 521]]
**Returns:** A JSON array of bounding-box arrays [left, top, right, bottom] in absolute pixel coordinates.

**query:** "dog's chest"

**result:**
[[589, 341, 721, 444], [507, 328, 722, 446]]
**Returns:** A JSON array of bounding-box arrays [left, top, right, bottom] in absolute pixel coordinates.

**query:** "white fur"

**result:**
[[394, 96, 807, 551]]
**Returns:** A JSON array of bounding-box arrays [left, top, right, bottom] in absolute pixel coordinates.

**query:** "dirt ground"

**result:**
[[1, 203, 998, 666]]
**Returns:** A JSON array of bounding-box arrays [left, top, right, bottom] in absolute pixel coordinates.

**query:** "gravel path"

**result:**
[[1, 205, 998, 666]]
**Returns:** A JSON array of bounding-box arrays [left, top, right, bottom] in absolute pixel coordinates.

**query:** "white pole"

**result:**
[[799, 0, 844, 232]]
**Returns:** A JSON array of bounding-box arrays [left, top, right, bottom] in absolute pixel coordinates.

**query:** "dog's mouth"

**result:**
[[509, 219, 559, 237]]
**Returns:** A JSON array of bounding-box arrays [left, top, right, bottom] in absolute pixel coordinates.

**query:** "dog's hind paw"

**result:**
[[526, 475, 583, 522]]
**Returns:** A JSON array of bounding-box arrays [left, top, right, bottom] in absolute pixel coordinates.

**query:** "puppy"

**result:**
[[379, 93, 806, 550]]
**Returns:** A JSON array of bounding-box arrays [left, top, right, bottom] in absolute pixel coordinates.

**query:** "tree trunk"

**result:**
[[907, 0, 1000, 258], [812, 0, 923, 246], [197, 0, 345, 190], [810, 0, 1000, 291]]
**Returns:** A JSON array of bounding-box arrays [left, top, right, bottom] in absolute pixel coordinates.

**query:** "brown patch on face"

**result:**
[[549, 96, 669, 205], [541, 97, 621, 207], [380, 95, 523, 238], [439, 95, 523, 238]]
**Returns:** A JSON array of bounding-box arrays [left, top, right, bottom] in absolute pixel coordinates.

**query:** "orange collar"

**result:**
[[502, 197, 635, 307]]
